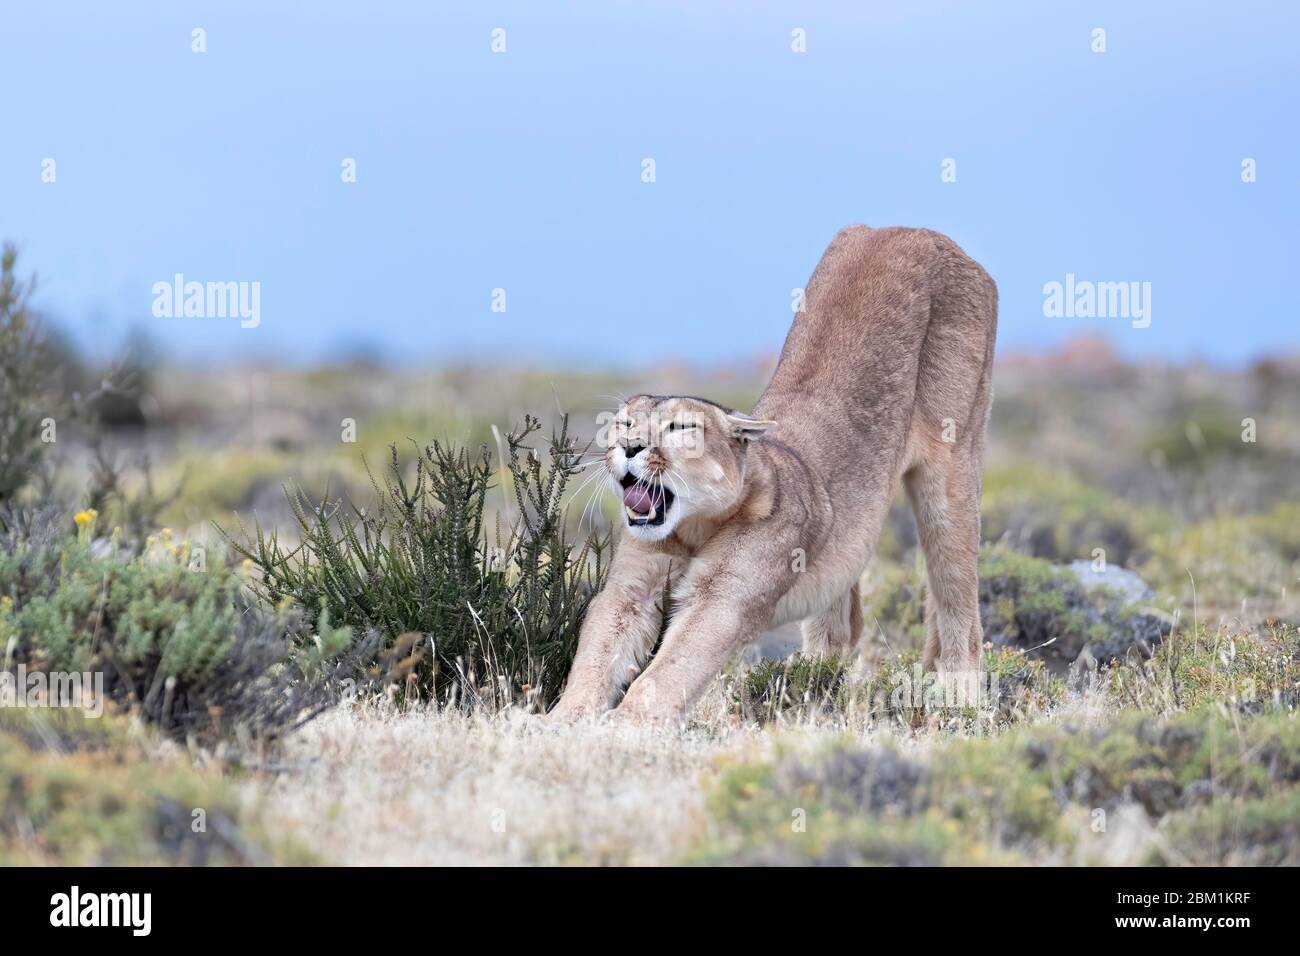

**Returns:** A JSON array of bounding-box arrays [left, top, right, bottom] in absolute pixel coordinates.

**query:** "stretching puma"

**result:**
[[553, 225, 997, 723]]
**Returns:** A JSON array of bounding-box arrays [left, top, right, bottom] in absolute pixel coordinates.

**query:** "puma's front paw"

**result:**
[[547, 692, 605, 724], [934, 656, 984, 708], [610, 683, 683, 728]]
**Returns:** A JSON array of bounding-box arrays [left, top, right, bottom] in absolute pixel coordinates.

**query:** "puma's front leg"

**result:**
[[613, 528, 795, 723], [550, 548, 675, 719], [613, 597, 761, 724], [615, 546, 788, 723]]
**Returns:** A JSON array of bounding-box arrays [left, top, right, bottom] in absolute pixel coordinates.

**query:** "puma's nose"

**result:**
[[622, 443, 646, 460]]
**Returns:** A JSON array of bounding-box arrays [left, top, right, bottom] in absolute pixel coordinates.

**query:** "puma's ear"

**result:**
[[725, 412, 777, 440]]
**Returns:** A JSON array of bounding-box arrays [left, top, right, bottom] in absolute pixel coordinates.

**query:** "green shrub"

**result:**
[[978, 546, 1111, 660], [1139, 501, 1300, 608], [1145, 407, 1264, 470], [736, 654, 854, 724], [0, 710, 314, 864], [980, 466, 1163, 566], [1153, 791, 1300, 865], [695, 708, 1300, 865], [866, 546, 1171, 672], [227, 415, 608, 710], [733, 646, 1062, 729], [1109, 620, 1300, 714], [0, 244, 53, 505], [0, 511, 365, 741]]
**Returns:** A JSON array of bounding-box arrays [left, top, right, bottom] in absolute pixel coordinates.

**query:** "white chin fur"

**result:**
[[622, 493, 686, 541], [624, 514, 680, 542]]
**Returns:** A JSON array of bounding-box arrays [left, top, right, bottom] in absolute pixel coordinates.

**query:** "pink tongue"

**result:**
[[622, 484, 656, 515]]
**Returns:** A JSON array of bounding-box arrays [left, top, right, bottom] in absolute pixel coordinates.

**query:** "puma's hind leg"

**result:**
[[800, 583, 863, 657], [904, 453, 984, 696]]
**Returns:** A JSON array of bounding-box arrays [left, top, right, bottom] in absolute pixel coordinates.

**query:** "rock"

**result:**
[[752, 622, 801, 660], [766, 548, 1173, 673], [1066, 560, 1153, 605], [978, 548, 1172, 674]]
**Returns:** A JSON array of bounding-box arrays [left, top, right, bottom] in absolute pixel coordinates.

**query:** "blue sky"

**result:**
[[2, 0, 1296, 367]]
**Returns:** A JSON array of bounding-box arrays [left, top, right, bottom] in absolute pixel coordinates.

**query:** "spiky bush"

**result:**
[[226, 415, 608, 710]]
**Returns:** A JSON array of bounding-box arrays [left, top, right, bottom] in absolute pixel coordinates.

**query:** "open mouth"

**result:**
[[620, 472, 675, 527]]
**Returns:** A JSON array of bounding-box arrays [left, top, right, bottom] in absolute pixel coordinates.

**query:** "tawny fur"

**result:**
[[553, 226, 998, 723]]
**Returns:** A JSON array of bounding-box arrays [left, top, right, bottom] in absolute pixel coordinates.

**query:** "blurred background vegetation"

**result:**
[[21, 301, 1299, 620]]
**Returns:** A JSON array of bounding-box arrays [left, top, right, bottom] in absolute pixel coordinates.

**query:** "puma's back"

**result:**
[[756, 225, 997, 489], [759, 227, 995, 414]]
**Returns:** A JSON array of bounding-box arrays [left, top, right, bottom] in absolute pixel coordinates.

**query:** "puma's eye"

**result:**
[[617, 419, 633, 428], [667, 421, 698, 432]]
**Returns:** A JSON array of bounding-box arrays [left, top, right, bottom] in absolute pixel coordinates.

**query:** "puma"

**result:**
[[552, 226, 998, 723]]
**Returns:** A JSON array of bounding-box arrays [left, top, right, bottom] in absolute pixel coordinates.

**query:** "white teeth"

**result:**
[[625, 506, 657, 522]]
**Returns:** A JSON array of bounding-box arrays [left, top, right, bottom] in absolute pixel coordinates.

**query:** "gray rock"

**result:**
[[756, 557, 1172, 674], [1066, 560, 1154, 605], [752, 621, 801, 660], [979, 556, 1172, 673]]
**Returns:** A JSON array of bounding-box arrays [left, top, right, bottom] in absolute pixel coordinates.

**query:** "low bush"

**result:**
[[1109, 620, 1300, 714], [866, 546, 1172, 673], [980, 466, 1163, 567], [0, 710, 314, 864], [732, 646, 1062, 729], [735, 654, 854, 724], [1144, 407, 1265, 470], [1139, 501, 1300, 610], [1, 508, 367, 742], [695, 707, 1300, 865]]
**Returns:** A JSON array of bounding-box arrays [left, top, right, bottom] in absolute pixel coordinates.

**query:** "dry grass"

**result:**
[[255, 700, 742, 865], [244, 619, 1300, 867], [247, 679, 1093, 866], [250, 688, 894, 866]]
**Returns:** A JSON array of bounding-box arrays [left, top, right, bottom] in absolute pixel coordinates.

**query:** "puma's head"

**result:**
[[604, 395, 775, 542]]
